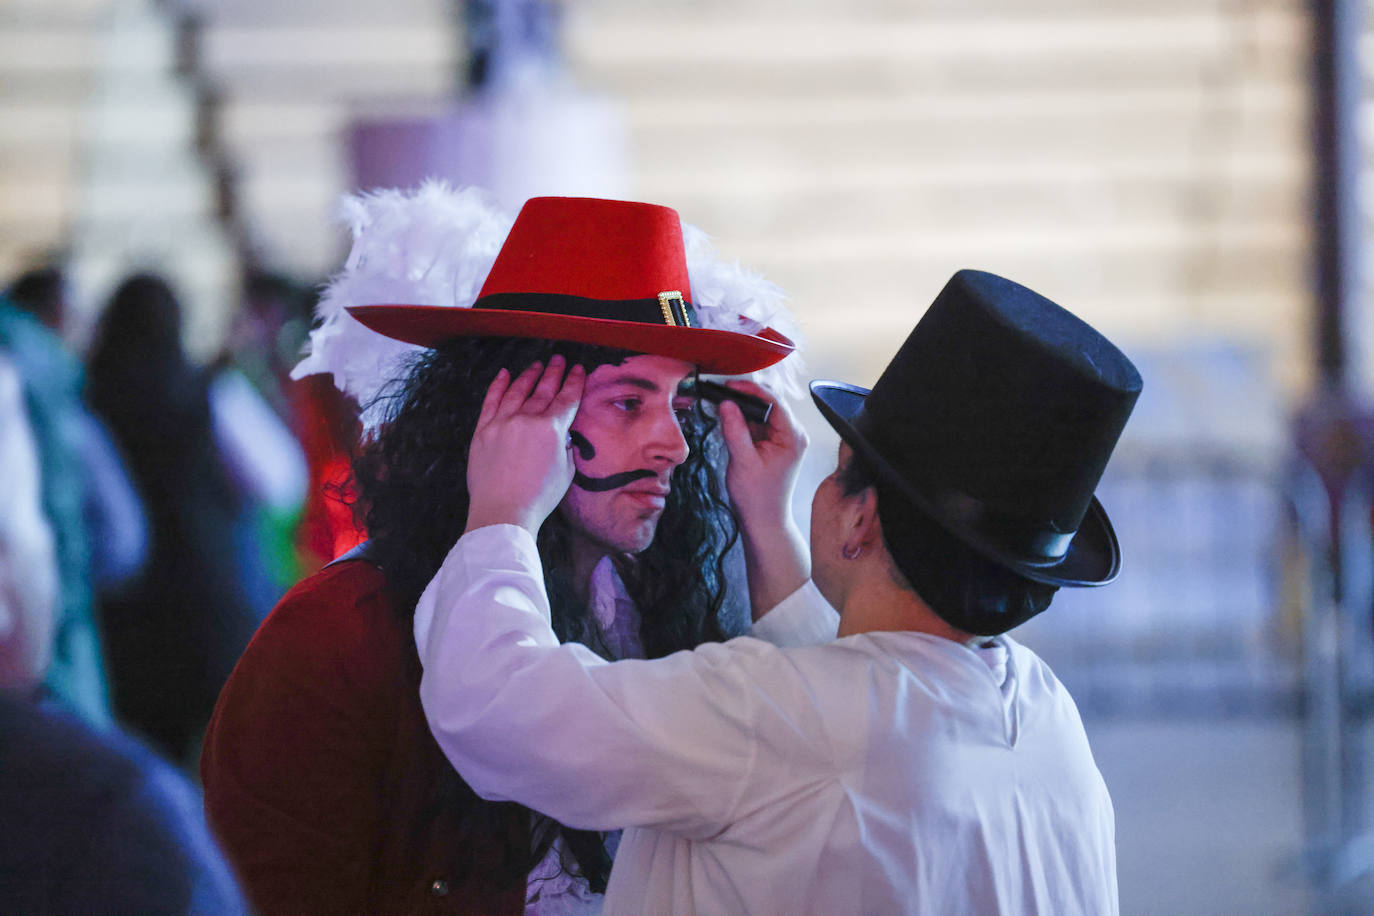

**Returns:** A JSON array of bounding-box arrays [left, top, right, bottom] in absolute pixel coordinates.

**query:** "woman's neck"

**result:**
[[835, 556, 972, 643]]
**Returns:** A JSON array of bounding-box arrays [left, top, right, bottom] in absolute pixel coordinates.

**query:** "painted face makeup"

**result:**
[[569, 430, 594, 461], [556, 354, 694, 558], [568, 431, 658, 493], [567, 373, 762, 492]]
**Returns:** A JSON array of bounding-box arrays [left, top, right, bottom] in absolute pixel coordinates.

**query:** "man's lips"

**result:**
[[624, 492, 667, 510], [621, 482, 670, 508]]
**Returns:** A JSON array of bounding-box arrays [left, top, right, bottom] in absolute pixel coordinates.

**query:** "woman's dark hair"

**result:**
[[352, 333, 741, 892], [86, 273, 225, 501], [836, 447, 1057, 636]]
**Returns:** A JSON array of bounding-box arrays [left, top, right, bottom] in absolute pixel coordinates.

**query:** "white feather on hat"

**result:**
[[293, 181, 806, 437]]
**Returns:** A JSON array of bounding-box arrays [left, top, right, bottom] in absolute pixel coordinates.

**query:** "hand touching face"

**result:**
[[465, 355, 586, 537]]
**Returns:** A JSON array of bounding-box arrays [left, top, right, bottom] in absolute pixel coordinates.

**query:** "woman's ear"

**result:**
[[857, 487, 885, 547], [840, 486, 882, 559]]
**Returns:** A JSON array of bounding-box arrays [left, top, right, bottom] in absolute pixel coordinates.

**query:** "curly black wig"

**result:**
[[352, 333, 742, 892]]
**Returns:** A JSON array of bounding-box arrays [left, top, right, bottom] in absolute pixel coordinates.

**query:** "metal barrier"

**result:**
[[1291, 460, 1374, 911]]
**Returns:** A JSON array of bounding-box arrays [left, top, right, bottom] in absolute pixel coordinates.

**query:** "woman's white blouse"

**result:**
[[416, 525, 1117, 916]]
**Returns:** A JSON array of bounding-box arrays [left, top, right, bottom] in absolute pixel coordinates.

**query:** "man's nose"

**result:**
[[647, 406, 690, 468]]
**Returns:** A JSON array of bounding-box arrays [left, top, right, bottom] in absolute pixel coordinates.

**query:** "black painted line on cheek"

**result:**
[[569, 430, 595, 461]]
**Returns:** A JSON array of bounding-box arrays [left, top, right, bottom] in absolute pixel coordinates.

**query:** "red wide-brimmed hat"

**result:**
[[346, 196, 795, 375]]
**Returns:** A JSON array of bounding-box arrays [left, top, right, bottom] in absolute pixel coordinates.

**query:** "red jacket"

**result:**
[[201, 559, 527, 915]]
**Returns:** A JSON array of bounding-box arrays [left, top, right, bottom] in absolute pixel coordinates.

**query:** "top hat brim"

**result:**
[[346, 304, 795, 375], [810, 380, 1121, 588]]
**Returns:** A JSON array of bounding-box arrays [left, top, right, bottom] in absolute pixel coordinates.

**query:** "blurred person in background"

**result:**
[[6, 267, 149, 644], [291, 361, 367, 572], [0, 268, 129, 728], [84, 272, 266, 768], [0, 348, 247, 916], [207, 269, 312, 615], [274, 274, 371, 576], [416, 271, 1137, 915], [215, 269, 312, 424], [200, 186, 807, 916], [212, 268, 363, 582]]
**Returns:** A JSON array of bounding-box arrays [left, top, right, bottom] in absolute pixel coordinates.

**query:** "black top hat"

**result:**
[[810, 269, 1142, 588]]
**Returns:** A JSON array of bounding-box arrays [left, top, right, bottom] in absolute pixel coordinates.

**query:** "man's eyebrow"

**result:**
[[587, 375, 662, 393]]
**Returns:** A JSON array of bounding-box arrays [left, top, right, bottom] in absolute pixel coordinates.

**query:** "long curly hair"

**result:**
[[352, 334, 741, 892]]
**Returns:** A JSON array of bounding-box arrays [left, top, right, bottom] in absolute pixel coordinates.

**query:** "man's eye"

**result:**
[[673, 397, 697, 423], [612, 398, 642, 412]]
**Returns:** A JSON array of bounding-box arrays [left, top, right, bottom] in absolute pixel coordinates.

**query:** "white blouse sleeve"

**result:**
[[415, 525, 833, 840]]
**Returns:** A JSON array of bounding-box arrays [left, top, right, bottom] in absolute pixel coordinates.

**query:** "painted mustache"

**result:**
[[574, 469, 659, 492], [568, 431, 660, 493]]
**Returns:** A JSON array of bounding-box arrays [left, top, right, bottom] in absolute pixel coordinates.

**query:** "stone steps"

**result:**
[[0, 0, 1315, 388], [0, 0, 237, 355], [199, 25, 453, 99], [550, 1, 1312, 391]]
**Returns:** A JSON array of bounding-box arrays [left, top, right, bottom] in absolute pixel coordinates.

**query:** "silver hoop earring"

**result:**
[[842, 544, 862, 561]]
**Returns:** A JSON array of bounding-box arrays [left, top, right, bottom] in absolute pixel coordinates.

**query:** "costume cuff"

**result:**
[[749, 580, 839, 648], [454, 523, 542, 576], [413, 524, 542, 659]]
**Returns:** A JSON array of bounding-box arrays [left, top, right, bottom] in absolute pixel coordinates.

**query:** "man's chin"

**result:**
[[616, 518, 663, 556]]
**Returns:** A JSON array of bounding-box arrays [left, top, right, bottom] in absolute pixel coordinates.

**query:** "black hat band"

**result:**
[[474, 291, 698, 328], [922, 484, 1076, 566]]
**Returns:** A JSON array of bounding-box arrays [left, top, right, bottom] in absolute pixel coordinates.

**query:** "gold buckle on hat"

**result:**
[[658, 291, 691, 328]]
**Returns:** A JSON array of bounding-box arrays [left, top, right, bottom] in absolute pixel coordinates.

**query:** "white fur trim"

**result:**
[[681, 221, 807, 404]]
